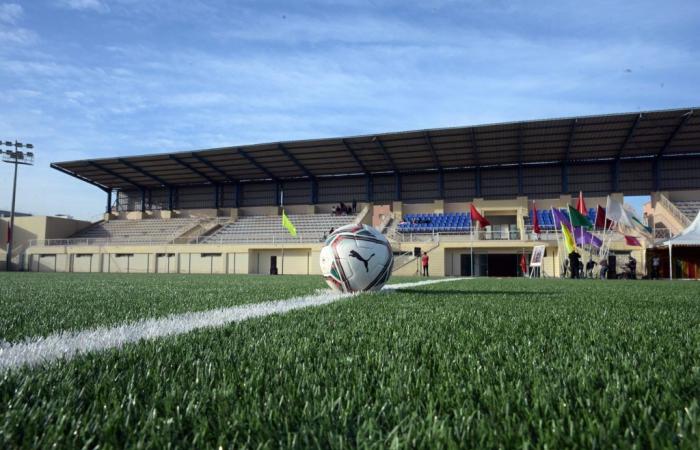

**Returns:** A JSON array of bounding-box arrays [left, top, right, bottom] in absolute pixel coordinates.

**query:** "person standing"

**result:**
[[628, 255, 637, 279], [599, 258, 609, 280], [585, 259, 596, 278], [352, 199, 357, 214], [421, 252, 429, 277], [569, 251, 581, 279], [652, 255, 661, 279]]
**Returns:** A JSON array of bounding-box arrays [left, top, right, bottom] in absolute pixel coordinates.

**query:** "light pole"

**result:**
[[2, 140, 34, 271]]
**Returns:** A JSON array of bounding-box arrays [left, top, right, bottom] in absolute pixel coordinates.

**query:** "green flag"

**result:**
[[568, 205, 593, 229], [282, 209, 297, 237]]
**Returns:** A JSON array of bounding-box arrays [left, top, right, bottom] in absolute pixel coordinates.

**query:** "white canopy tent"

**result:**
[[662, 210, 700, 279]]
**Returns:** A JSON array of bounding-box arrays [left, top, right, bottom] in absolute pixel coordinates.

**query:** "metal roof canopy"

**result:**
[[52, 107, 700, 191]]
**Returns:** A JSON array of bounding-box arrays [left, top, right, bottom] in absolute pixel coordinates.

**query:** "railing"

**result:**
[[657, 193, 691, 228], [29, 232, 325, 247]]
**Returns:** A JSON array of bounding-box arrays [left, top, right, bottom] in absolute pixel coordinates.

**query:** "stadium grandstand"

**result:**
[[7, 106, 700, 278]]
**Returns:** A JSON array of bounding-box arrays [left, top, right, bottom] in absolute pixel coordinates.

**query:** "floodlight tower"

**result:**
[[2, 140, 34, 271]]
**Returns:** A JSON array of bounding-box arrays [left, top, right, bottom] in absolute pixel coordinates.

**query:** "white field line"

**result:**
[[0, 278, 461, 372]]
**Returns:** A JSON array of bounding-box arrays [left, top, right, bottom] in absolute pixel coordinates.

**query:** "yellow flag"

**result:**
[[282, 210, 297, 237], [561, 223, 576, 253]]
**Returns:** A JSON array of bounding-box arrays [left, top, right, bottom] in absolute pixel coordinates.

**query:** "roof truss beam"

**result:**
[[657, 110, 693, 158], [192, 154, 238, 183], [87, 160, 144, 190], [372, 136, 398, 172], [424, 131, 442, 170], [50, 163, 110, 192], [341, 139, 368, 174], [616, 114, 643, 161], [169, 155, 216, 184], [237, 147, 277, 180], [277, 143, 314, 178], [117, 158, 170, 187]]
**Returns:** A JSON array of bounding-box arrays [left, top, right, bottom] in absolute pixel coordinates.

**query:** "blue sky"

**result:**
[[1, 0, 699, 219]]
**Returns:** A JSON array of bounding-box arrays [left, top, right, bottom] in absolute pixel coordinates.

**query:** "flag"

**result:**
[[520, 254, 528, 275], [624, 235, 642, 246], [594, 205, 607, 229], [552, 208, 571, 231], [632, 216, 652, 234], [470, 204, 490, 227], [576, 191, 587, 215], [568, 205, 593, 229], [532, 201, 541, 234], [281, 209, 297, 237], [605, 196, 633, 228], [561, 223, 576, 253], [574, 228, 603, 248]]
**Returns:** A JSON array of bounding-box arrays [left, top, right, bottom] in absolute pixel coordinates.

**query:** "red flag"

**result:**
[[576, 191, 587, 215], [520, 254, 528, 275], [624, 235, 642, 246], [532, 201, 541, 234], [470, 204, 490, 227], [594, 205, 606, 229]]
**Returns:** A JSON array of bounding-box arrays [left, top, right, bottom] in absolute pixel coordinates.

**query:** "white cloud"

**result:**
[[0, 3, 22, 23], [56, 0, 110, 13]]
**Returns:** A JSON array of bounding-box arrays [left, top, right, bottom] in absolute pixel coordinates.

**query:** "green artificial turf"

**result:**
[[1, 276, 699, 448], [0, 273, 325, 342]]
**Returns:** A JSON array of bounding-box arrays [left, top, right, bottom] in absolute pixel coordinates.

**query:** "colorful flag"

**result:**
[[561, 223, 576, 253], [624, 235, 642, 246], [552, 208, 571, 231], [532, 201, 541, 234], [594, 205, 607, 229], [281, 209, 297, 237], [632, 216, 652, 234], [470, 204, 490, 227], [575, 228, 603, 248], [520, 254, 528, 275], [568, 205, 593, 229], [576, 191, 587, 215]]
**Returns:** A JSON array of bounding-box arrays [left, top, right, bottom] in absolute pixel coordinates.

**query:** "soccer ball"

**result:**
[[320, 224, 393, 293]]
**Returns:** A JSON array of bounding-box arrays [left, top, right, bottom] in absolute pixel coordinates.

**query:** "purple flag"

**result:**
[[574, 228, 602, 248], [552, 208, 571, 230]]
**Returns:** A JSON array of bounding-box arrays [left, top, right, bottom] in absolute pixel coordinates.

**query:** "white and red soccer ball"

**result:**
[[319, 224, 393, 293]]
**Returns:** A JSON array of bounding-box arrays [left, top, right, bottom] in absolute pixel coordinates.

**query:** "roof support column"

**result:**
[[366, 175, 373, 202], [168, 187, 174, 211], [310, 178, 318, 204], [276, 181, 282, 207], [106, 189, 112, 214], [612, 159, 621, 192], [561, 119, 577, 194], [235, 183, 241, 208], [438, 170, 445, 199], [475, 167, 481, 197], [561, 164, 568, 194], [517, 125, 524, 196], [395, 173, 402, 201], [653, 159, 662, 192], [214, 184, 220, 209], [140, 189, 146, 213]]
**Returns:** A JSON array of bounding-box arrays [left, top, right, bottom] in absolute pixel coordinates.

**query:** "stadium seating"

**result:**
[[203, 214, 357, 243], [397, 213, 472, 233], [69, 218, 201, 244], [674, 201, 700, 220]]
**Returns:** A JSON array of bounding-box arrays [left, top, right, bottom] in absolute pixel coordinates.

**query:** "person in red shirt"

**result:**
[[421, 252, 429, 277]]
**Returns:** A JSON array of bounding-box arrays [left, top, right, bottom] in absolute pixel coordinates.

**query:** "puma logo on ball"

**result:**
[[349, 250, 375, 272]]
